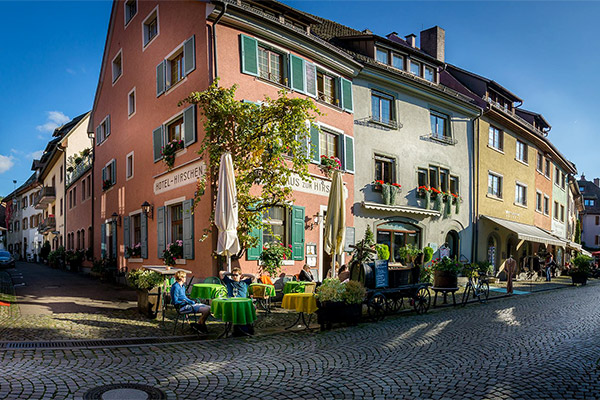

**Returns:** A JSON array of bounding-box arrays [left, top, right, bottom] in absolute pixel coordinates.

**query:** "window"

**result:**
[[371, 91, 394, 125], [23, 197, 27, 208], [102, 160, 116, 190], [536, 192, 543, 212], [430, 111, 449, 139], [376, 222, 420, 264], [319, 129, 338, 158], [262, 206, 287, 245], [580, 186, 585, 193], [450, 176, 459, 195], [544, 195, 550, 215], [23, 218, 28, 230], [516, 140, 528, 163], [555, 167, 560, 185], [169, 204, 183, 243], [392, 54, 404, 70], [488, 126, 503, 151], [131, 213, 142, 246], [596, 236, 600, 246], [112, 51, 122, 83], [258, 46, 284, 84], [429, 166, 439, 190], [560, 205, 565, 222], [95, 115, 111, 145], [596, 216, 599, 225], [374, 155, 395, 185], [554, 201, 559, 219], [440, 169, 449, 193], [124, 0, 136, 25], [317, 71, 337, 106], [73, 187, 77, 207], [143, 8, 159, 47], [561, 172, 566, 190], [537, 152, 543, 172], [488, 173, 502, 198], [128, 88, 136, 116], [82, 180, 86, 201], [126, 152, 134, 179], [417, 168, 428, 188], [424, 66, 435, 82], [169, 52, 184, 87], [585, 199, 595, 207], [376, 48, 389, 64], [167, 117, 183, 143], [60, 198, 63, 216], [409, 60, 421, 76], [515, 183, 527, 206], [544, 159, 550, 176], [60, 165, 63, 183]]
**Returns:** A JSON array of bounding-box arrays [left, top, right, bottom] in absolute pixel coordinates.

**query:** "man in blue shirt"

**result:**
[[220, 267, 255, 298], [170, 271, 210, 333]]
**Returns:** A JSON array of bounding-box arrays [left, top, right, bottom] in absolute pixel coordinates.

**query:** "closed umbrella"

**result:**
[[323, 170, 346, 278], [215, 152, 240, 272]]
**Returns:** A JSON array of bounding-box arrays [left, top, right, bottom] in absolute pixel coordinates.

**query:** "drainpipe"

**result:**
[[472, 107, 483, 263], [211, 1, 227, 84]]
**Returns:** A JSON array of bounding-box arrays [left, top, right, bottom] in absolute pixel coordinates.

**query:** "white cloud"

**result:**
[[27, 150, 44, 159], [36, 111, 71, 133], [0, 155, 15, 174]]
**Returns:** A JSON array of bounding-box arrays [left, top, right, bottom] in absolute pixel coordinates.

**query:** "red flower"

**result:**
[[451, 193, 459, 198], [431, 187, 441, 194], [392, 183, 401, 188]]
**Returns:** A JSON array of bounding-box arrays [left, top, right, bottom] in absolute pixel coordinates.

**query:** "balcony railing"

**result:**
[[420, 133, 458, 146], [37, 216, 56, 234], [66, 154, 92, 187], [34, 186, 56, 209]]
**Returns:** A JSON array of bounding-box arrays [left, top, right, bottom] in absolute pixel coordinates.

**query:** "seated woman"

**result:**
[[298, 264, 315, 282], [338, 264, 350, 283], [170, 271, 210, 333]]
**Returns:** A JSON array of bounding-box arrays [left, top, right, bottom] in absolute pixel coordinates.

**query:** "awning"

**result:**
[[362, 201, 441, 217], [481, 215, 566, 248], [566, 241, 582, 251], [582, 249, 593, 257]]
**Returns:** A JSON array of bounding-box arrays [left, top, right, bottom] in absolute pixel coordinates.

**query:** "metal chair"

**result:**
[[204, 276, 222, 284], [169, 292, 198, 335], [185, 276, 195, 295], [250, 284, 271, 313]]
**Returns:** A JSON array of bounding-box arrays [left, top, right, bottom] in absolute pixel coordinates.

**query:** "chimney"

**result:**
[[405, 34, 417, 48], [594, 178, 600, 187], [420, 26, 445, 62]]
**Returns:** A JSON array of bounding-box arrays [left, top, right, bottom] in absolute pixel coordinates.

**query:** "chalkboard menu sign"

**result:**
[[374, 260, 389, 288]]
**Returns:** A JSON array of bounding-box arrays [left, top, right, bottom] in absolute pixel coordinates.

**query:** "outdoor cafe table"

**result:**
[[211, 298, 256, 338], [281, 293, 318, 330], [248, 283, 276, 297], [283, 281, 307, 294], [190, 283, 227, 300]]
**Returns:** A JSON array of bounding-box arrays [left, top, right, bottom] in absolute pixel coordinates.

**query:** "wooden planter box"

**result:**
[[433, 270, 458, 289], [571, 272, 588, 286], [137, 288, 160, 319], [316, 301, 362, 330]]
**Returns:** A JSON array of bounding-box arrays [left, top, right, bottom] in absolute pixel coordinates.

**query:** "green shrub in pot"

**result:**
[[341, 280, 366, 304]]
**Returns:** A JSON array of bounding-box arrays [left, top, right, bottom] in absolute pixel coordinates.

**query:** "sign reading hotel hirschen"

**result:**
[[286, 173, 348, 198], [374, 260, 389, 288], [154, 160, 207, 195]]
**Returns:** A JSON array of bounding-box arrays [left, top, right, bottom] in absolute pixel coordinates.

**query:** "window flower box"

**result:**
[[320, 156, 341, 177]]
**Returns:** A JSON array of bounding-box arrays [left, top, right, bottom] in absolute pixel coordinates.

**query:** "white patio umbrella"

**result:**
[[323, 170, 346, 278], [215, 152, 240, 272]]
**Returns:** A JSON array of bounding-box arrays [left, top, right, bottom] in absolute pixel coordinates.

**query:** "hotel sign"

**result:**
[[287, 173, 348, 198], [154, 160, 207, 195]]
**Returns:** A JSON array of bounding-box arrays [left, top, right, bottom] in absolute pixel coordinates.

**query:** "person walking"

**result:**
[[505, 255, 516, 295], [545, 255, 556, 282]]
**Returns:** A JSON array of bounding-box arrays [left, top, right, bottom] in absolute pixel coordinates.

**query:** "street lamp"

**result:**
[[110, 212, 121, 226], [141, 201, 154, 219]]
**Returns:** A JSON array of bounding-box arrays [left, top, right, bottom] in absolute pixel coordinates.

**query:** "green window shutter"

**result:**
[[305, 62, 317, 97], [182, 199, 194, 260], [341, 78, 353, 112], [106, 115, 111, 137], [183, 105, 196, 147], [183, 35, 195, 76], [290, 54, 305, 92], [102, 167, 106, 183], [101, 223, 106, 258], [156, 60, 166, 97], [309, 124, 320, 163], [96, 125, 101, 145], [157, 206, 165, 258], [152, 126, 164, 162], [123, 216, 130, 258], [337, 134, 346, 171], [291, 206, 305, 260], [246, 224, 262, 261], [111, 221, 117, 259], [141, 213, 148, 259], [111, 160, 116, 184], [240, 34, 259, 76], [344, 135, 355, 173]]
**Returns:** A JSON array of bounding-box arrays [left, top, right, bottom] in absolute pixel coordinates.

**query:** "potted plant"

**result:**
[[451, 193, 461, 214], [431, 188, 443, 212], [418, 186, 431, 208], [319, 155, 341, 177], [162, 240, 183, 268], [375, 243, 390, 261], [431, 257, 462, 288], [162, 139, 184, 170], [125, 243, 142, 259], [74, 156, 83, 165], [102, 179, 112, 191], [67, 166, 74, 173], [316, 278, 366, 330], [570, 254, 592, 285], [81, 148, 91, 157], [380, 182, 401, 205], [126, 268, 164, 317], [259, 242, 292, 278]]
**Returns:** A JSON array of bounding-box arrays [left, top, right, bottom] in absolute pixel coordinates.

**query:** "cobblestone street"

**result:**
[[2, 280, 600, 399]]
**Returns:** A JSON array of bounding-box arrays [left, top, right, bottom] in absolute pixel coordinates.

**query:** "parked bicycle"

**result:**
[[461, 264, 490, 306]]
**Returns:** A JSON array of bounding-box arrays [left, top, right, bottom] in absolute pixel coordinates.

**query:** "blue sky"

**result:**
[[1, 1, 598, 195]]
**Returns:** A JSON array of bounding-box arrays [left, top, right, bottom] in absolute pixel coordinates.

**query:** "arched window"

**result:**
[[445, 230, 460, 259], [375, 221, 421, 264]]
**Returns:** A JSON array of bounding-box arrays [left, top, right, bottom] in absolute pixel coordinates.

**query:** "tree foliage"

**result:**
[[180, 82, 320, 252]]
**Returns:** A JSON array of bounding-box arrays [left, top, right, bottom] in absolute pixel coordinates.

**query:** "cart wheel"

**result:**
[[388, 297, 403, 313], [413, 287, 431, 314], [367, 293, 386, 322]]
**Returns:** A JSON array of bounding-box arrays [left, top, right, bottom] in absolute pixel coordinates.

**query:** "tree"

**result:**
[[575, 219, 582, 244], [180, 82, 320, 252]]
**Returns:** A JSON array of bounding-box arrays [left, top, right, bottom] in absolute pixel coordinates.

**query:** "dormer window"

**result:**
[[409, 60, 421, 76], [424, 66, 435, 82], [392, 54, 404, 70], [376, 48, 389, 64]]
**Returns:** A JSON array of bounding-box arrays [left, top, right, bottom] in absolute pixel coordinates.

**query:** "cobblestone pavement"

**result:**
[[2, 281, 600, 399]]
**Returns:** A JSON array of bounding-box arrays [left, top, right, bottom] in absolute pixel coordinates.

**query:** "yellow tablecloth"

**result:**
[[282, 293, 318, 314]]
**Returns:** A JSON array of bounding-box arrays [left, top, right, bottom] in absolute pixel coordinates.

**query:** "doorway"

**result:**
[[445, 230, 459, 259]]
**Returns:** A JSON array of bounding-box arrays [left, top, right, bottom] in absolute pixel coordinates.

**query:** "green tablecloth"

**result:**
[[283, 281, 306, 294], [248, 283, 276, 297], [211, 298, 256, 325], [190, 283, 227, 300]]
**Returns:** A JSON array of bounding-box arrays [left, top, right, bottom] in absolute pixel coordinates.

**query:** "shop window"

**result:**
[[376, 222, 421, 265]]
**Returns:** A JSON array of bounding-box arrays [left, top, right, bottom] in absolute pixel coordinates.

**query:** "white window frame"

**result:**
[[124, 0, 137, 27], [430, 110, 450, 140], [375, 47, 389, 64], [142, 5, 159, 51], [560, 204, 565, 222], [424, 65, 436, 83], [544, 195, 550, 215], [129, 211, 143, 248], [515, 140, 528, 164], [97, 115, 110, 145], [409, 60, 421, 76], [514, 182, 527, 207], [488, 125, 503, 152], [554, 201, 559, 220], [371, 90, 395, 126], [166, 202, 184, 245], [126, 151, 134, 181], [315, 121, 344, 160], [535, 191, 543, 213], [112, 49, 123, 85], [487, 171, 503, 199], [391, 53, 404, 70], [128, 87, 136, 118], [164, 43, 186, 91]]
